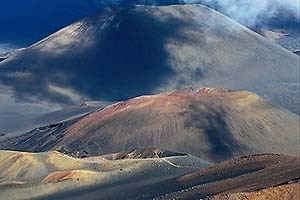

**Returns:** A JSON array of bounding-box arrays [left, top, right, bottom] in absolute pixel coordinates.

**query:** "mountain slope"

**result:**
[[156, 154, 300, 200], [1, 88, 299, 162], [0, 4, 299, 114], [0, 149, 210, 200], [0, 151, 298, 200], [208, 183, 299, 200]]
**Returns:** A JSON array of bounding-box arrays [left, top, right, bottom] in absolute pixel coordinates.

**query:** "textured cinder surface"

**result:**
[[207, 183, 300, 200], [0, 4, 298, 114], [1, 88, 299, 162], [0, 149, 211, 200], [0, 151, 298, 200], [156, 154, 300, 200]]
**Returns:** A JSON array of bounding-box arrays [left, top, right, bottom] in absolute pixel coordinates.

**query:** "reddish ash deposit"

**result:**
[[42, 171, 75, 183], [67, 88, 229, 134]]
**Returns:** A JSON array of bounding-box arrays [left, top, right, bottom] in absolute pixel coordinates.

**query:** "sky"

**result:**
[[0, 1, 102, 48], [195, 0, 299, 26], [0, 0, 299, 53]]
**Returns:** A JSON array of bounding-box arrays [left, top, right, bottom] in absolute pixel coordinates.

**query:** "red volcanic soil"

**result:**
[[208, 183, 300, 200], [1, 87, 299, 162], [66, 87, 228, 134], [0, 150, 298, 200], [56, 87, 298, 161], [155, 154, 300, 199], [42, 171, 75, 184]]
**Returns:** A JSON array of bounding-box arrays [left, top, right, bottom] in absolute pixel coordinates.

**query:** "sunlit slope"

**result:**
[[2, 88, 299, 162], [0, 149, 210, 200], [1, 151, 297, 200], [156, 154, 300, 199], [0, 4, 298, 113], [208, 183, 299, 200]]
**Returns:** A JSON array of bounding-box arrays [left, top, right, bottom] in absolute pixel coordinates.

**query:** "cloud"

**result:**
[[48, 85, 84, 103], [182, 0, 299, 26], [0, 43, 18, 55], [99, 1, 299, 26]]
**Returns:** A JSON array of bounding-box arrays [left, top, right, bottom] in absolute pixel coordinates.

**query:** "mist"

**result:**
[[183, 0, 300, 27]]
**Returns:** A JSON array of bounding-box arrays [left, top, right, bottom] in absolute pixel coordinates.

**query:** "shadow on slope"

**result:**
[[1, 88, 298, 163], [0, 5, 299, 114], [30, 154, 299, 200], [0, 6, 183, 103]]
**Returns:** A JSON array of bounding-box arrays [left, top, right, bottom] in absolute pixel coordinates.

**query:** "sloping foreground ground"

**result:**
[[0, 151, 298, 200], [0, 149, 210, 200], [208, 183, 299, 200], [1, 88, 299, 162], [155, 154, 300, 200]]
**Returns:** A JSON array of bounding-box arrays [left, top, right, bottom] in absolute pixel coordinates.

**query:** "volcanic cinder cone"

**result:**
[[2, 88, 299, 162], [0, 4, 299, 114]]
